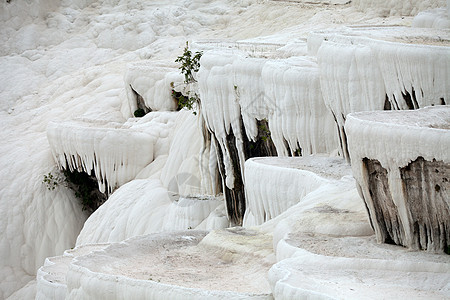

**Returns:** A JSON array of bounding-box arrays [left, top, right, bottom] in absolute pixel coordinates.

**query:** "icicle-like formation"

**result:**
[[199, 49, 339, 224], [124, 61, 182, 115], [244, 158, 327, 226], [233, 57, 266, 142], [198, 50, 245, 190], [318, 33, 449, 159], [372, 39, 449, 109], [318, 37, 385, 159], [47, 119, 155, 194], [352, 0, 446, 16], [243, 156, 353, 226], [346, 106, 450, 252], [262, 57, 338, 156], [198, 50, 248, 224], [75, 111, 227, 245], [200, 51, 339, 177]]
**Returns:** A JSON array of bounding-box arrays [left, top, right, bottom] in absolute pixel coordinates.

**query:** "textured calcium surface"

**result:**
[[1, 0, 449, 298]]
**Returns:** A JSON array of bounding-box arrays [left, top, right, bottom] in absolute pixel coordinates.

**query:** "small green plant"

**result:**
[[43, 169, 106, 212], [171, 90, 197, 114], [173, 42, 202, 113], [134, 108, 146, 117], [258, 121, 271, 142], [43, 172, 59, 190], [175, 41, 202, 85]]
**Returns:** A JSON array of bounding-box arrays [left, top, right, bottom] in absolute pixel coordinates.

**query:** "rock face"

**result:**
[[346, 106, 450, 253], [400, 157, 449, 251]]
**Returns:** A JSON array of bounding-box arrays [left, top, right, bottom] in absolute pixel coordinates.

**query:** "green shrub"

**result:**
[[173, 42, 202, 113], [171, 89, 198, 114], [175, 41, 202, 85], [43, 170, 106, 212]]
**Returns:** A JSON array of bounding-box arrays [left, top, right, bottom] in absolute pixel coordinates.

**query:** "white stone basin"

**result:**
[[66, 230, 274, 299]]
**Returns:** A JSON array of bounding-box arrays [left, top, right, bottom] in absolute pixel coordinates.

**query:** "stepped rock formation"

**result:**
[[346, 106, 450, 252], [0, 0, 449, 298]]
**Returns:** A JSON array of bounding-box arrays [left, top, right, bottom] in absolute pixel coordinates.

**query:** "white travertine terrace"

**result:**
[[124, 61, 181, 115], [269, 241, 450, 299], [243, 156, 352, 226], [36, 244, 108, 300], [346, 106, 450, 252], [66, 230, 273, 299], [47, 119, 155, 194], [316, 28, 449, 158], [1, 0, 449, 298], [352, 0, 447, 15]]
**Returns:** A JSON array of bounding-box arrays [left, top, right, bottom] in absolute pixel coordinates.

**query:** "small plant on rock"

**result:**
[[175, 41, 202, 85], [43, 169, 106, 212], [258, 121, 271, 142], [171, 89, 196, 112], [42, 172, 60, 190], [172, 42, 202, 113]]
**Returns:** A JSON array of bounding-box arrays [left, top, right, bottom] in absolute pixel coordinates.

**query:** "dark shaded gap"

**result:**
[[330, 111, 346, 160], [294, 142, 302, 157], [213, 129, 246, 226], [411, 88, 419, 109], [283, 138, 292, 156], [130, 85, 151, 115], [383, 94, 392, 110], [341, 127, 350, 162], [63, 168, 107, 213], [243, 118, 277, 159], [401, 89, 417, 110]]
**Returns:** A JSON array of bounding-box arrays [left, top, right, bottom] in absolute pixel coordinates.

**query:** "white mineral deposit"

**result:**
[[0, 0, 448, 299]]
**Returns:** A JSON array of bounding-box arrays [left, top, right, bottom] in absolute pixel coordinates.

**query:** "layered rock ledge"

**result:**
[[243, 156, 353, 226], [47, 118, 156, 193], [346, 105, 450, 252], [40, 230, 274, 299], [269, 236, 450, 299]]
